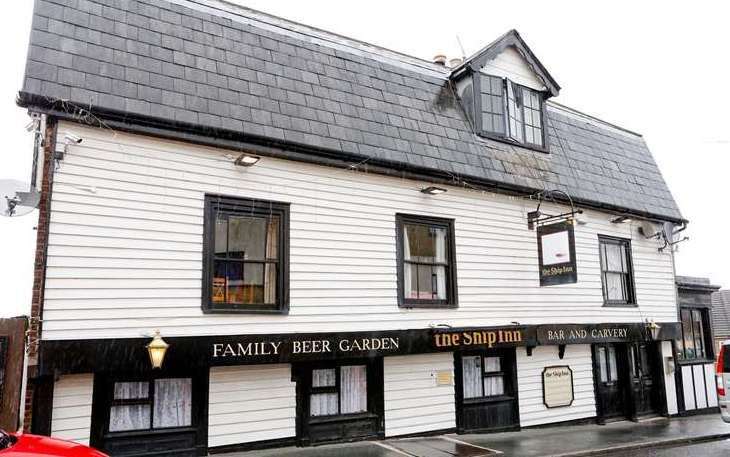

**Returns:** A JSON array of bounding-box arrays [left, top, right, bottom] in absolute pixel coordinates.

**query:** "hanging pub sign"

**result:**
[[537, 220, 577, 286], [542, 365, 574, 408]]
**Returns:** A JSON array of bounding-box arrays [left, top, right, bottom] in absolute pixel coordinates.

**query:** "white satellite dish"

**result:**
[[0, 179, 40, 217], [638, 220, 661, 239], [662, 221, 676, 242]]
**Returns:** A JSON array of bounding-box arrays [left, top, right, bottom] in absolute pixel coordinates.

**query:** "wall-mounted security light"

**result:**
[[64, 132, 83, 144], [421, 186, 447, 195], [610, 215, 632, 224], [234, 153, 261, 167], [645, 319, 661, 341]]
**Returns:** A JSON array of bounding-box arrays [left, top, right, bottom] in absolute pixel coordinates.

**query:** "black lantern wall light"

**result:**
[[528, 190, 582, 287]]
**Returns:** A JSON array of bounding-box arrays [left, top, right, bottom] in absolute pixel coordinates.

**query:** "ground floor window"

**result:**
[[310, 365, 367, 417], [109, 378, 192, 432], [596, 345, 619, 383], [677, 307, 711, 361], [461, 355, 505, 398]]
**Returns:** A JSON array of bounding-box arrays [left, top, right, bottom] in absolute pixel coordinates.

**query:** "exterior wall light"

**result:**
[[421, 186, 447, 195], [234, 154, 261, 167], [147, 330, 169, 369], [646, 319, 661, 340], [611, 215, 632, 224]]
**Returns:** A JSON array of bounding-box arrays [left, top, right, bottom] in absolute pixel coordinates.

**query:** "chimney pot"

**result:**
[[433, 54, 447, 66]]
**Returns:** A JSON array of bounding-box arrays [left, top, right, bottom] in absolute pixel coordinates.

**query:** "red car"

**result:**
[[0, 430, 107, 456]]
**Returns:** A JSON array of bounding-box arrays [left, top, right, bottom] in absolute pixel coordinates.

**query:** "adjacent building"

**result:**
[[17, 0, 717, 455], [712, 289, 730, 352]]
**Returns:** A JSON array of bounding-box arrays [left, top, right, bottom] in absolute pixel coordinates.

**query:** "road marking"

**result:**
[[440, 435, 504, 455], [373, 440, 417, 456]]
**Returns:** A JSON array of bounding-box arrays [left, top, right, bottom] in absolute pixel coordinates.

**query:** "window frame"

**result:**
[[105, 376, 194, 434], [309, 365, 368, 418], [395, 213, 458, 309], [202, 194, 290, 314], [677, 307, 713, 362], [460, 352, 512, 402], [472, 73, 549, 153], [598, 235, 637, 307]]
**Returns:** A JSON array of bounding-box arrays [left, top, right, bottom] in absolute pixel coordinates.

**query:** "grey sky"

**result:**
[[1, 1, 727, 317]]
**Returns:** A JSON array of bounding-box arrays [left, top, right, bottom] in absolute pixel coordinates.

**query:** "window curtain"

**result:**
[[340, 365, 367, 414], [484, 376, 504, 396], [434, 229, 447, 300], [264, 217, 279, 304], [403, 227, 413, 298], [608, 346, 618, 381], [598, 347, 608, 383], [462, 356, 482, 399], [153, 378, 192, 428], [109, 382, 150, 432], [310, 369, 338, 416]]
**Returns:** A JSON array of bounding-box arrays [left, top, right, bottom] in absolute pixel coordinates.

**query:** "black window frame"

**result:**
[[598, 235, 637, 307], [202, 194, 290, 314], [472, 73, 549, 153], [677, 307, 713, 362], [105, 376, 194, 434], [460, 353, 509, 401], [308, 364, 369, 418], [395, 213, 458, 309]]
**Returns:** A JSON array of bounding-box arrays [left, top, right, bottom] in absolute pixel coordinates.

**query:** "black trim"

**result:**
[[0, 336, 6, 406], [598, 235, 637, 306], [208, 436, 298, 454], [18, 94, 687, 225], [395, 214, 458, 309], [202, 194, 290, 314], [30, 374, 54, 436]]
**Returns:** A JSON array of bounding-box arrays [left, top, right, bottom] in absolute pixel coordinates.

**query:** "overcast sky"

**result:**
[[0, 1, 728, 317]]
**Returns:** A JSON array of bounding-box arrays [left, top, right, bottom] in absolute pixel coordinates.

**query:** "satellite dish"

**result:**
[[662, 221, 676, 242], [0, 179, 40, 217], [638, 220, 661, 239]]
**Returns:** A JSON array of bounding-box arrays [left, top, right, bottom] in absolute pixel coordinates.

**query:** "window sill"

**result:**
[[104, 426, 197, 439], [676, 358, 715, 366], [399, 303, 458, 310], [202, 306, 289, 315], [602, 302, 637, 308], [463, 395, 515, 405], [309, 412, 378, 424], [475, 131, 549, 154]]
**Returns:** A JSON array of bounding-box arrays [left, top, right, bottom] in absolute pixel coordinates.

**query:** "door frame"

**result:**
[[454, 347, 520, 433], [591, 343, 631, 423]]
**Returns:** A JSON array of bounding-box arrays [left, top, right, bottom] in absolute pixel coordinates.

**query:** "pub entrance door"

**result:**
[[628, 342, 662, 417], [454, 348, 519, 433], [592, 343, 631, 422]]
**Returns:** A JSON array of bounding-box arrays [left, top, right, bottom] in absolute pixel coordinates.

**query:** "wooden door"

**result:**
[[455, 348, 519, 433], [593, 343, 629, 421], [629, 342, 661, 416]]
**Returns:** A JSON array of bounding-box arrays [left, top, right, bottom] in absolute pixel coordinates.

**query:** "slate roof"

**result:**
[[19, 0, 683, 222], [713, 290, 730, 338]]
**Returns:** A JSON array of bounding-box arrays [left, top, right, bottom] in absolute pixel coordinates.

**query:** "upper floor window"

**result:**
[[477, 74, 545, 149], [677, 307, 711, 361], [203, 195, 289, 313], [598, 236, 636, 306], [396, 214, 458, 308]]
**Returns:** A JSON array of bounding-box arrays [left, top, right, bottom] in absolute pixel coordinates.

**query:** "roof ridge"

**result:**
[[547, 101, 643, 138], [169, 0, 451, 78]]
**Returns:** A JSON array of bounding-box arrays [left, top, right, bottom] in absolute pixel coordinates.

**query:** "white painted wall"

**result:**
[[680, 362, 716, 411], [51, 373, 94, 445], [516, 345, 596, 427], [41, 123, 678, 340], [208, 364, 296, 447], [383, 353, 456, 437], [661, 341, 678, 415], [481, 46, 546, 91]]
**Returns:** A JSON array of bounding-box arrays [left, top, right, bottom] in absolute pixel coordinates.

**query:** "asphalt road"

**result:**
[[611, 439, 730, 456]]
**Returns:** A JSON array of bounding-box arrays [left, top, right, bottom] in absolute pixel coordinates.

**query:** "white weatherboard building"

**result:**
[[18, 0, 716, 455]]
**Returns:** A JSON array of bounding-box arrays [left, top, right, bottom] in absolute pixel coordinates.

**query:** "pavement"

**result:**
[[218, 415, 730, 457]]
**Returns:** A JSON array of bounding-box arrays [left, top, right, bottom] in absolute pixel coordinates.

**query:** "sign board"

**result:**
[[542, 365, 574, 408], [435, 370, 453, 386], [537, 221, 577, 286]]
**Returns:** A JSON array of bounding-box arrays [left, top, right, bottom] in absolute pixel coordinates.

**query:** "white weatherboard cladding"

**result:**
[[681, 365, 696, 410], [383, 353, 456, 437], [208, 365, 296, 447], [51, 373, 94, 445], [481, 46, 546, 91], [661, 341, 678, 415], [516, 345, 596, 426], [42, 123, 677, 339]]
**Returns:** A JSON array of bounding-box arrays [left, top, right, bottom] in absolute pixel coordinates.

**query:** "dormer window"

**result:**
[[449, 30, 560, 152], [476, 74, 546, 149]]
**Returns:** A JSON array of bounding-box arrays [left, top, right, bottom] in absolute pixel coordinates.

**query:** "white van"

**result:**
[[717, 341, 730, 422]]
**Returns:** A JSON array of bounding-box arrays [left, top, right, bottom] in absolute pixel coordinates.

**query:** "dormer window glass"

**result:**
[[473, 73, 546, 150]]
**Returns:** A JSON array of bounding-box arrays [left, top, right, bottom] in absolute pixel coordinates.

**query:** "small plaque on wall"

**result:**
[[543, 365, 574, 408], [537, 221, 577, 286], [435, 370, 453, 386]]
